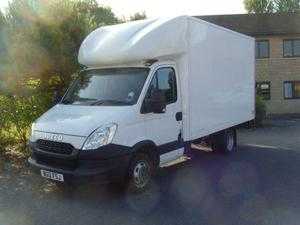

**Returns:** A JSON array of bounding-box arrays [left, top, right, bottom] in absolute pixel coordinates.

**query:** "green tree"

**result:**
[[0, 0, 151, 154], [0, 10, 7, 91], [1, 0, 119, 95], [244, 0, 275, 13], [129, 11, 147, 21], [0, 10, 4, 26], [244, 0, 300, 13], [275, 0, 300, 12], [0, 11, 5, 60]]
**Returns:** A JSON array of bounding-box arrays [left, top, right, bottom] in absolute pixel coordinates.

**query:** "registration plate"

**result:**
[[41, 170, 64, 182]]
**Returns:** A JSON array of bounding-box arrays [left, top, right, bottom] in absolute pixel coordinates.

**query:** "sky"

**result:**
[[0, 0, 246, 18]]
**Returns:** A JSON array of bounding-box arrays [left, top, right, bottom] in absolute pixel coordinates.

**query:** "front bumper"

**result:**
[[28, 142, 132, 184]]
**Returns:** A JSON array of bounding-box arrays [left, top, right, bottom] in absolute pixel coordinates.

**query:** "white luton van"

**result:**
[[28, 16, 255, 191]]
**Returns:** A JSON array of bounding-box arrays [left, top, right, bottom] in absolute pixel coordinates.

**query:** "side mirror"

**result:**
[[142, 90, 167, 114]]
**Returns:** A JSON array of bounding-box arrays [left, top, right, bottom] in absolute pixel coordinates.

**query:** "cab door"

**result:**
[[141, 65, 184, 165]]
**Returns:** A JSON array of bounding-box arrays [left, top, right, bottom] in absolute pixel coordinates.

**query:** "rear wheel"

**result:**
[[212, 129, 237, 154], [127, 153, 154, 193]]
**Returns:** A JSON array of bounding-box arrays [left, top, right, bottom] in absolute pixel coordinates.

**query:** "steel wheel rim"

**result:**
[[133, 160, 151, 188]]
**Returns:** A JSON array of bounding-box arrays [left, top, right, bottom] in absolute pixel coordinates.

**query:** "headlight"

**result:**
[[82, 123, 117, 150]]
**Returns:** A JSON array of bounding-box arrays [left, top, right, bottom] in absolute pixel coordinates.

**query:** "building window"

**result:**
[[284, 81, 300, 99], [283, 39, 300, 57], [256, 81, 271, 100], [256, 40, 270, 59]]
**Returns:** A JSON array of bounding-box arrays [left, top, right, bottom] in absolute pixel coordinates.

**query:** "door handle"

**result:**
[[175, 112, 182, 121]]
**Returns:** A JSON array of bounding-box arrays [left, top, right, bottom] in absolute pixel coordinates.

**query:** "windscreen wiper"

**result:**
[[90, 99, 105, 105], [62, 98, 97, 105], [91, 99, 129, 106]]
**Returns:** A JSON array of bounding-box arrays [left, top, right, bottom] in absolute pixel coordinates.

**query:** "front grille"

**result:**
[[34, 153, 77, 170], [36, 139, 74, 155]]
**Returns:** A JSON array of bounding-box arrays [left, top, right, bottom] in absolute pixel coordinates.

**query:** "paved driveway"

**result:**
[[0, 119, 299, 225]]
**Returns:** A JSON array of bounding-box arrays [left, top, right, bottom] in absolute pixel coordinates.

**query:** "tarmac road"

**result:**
[[0, 119, 299, 225]]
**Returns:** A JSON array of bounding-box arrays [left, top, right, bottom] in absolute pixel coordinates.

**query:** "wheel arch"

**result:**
[[131, 140, 159, 168]]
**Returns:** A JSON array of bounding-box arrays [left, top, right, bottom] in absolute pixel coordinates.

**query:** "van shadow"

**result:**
[[34, 145, 300, 225]]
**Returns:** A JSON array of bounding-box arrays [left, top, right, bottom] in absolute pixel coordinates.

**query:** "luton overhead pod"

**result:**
[[78, 16, 189, 66]]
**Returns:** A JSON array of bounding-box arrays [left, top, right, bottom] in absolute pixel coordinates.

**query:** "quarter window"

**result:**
[[284, 81, 300, 99], [256, 81, 271, 100], [146, 67, 177, 104], [283, 39, 300, 57], [256, 40, 269, 59]]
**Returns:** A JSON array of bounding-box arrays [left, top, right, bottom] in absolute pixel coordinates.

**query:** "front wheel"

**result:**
[[212, 129, 237, 154], [127, 153, 154, 193]]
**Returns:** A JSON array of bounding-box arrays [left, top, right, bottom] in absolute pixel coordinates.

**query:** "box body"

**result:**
[[180, 17, 255, 140]]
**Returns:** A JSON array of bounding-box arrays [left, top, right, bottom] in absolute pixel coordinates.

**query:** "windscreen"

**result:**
[[61, 67, 149, 106]]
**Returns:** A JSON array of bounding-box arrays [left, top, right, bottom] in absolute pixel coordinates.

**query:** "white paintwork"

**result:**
[[31, 130, 86, 149], [159, 148, 184, 167], [32, 16, 255, 165], [141, 64, 183, 147], [78, 17, 188, 67], [31, 64, 183, 151], [79, 16, 255, 141], [31, 104, 148, 149], [182, 17, 255, 140]]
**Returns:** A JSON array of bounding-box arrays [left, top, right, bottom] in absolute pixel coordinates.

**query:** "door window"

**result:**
[[145, 67, 177, 104]]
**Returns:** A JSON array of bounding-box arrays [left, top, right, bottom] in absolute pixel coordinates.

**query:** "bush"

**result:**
[[0, 93, 51, 153], [255, 95, 266, 126]]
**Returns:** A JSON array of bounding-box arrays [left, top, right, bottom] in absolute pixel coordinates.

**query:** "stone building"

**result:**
[[198, 13, 300, 116]]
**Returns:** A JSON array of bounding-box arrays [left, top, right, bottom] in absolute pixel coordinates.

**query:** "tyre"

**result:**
[[126, 153, 154, 193], [212, 129, 237, 154]]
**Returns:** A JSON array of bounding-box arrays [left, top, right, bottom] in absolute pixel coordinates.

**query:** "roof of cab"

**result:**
[[78, 16, 189, 67]]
